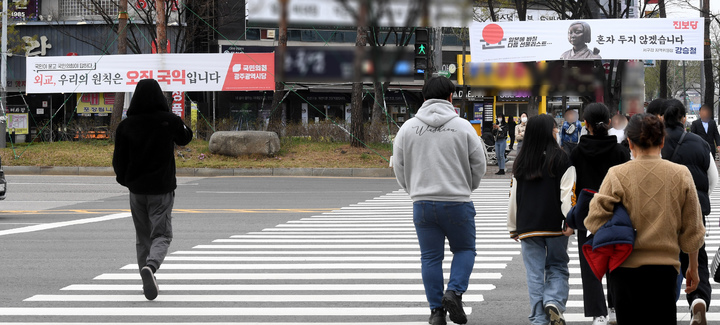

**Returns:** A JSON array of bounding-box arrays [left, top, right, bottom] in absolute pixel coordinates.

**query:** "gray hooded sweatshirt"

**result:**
[[393, 99, 486, 202]]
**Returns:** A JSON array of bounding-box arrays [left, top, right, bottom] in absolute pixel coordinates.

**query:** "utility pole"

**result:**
[[110, 0, 129, 140], [0, 0, 8, 148]]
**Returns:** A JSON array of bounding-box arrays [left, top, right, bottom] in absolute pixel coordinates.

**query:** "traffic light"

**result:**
[[414, 28, 429, 78]]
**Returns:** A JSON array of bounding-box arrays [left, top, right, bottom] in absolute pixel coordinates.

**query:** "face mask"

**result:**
[[497, 118, 502, 123], [521, 117, 528, 123]]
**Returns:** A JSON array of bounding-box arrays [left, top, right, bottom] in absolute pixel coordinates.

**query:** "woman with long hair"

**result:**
[[585, 114, 705, 324], [567, 103, 630, 325], [508, 114, 576, 325]]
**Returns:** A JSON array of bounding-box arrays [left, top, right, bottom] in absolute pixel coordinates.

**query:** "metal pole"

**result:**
[[682, 60, 687, 109], [0, 0, 8, 148]]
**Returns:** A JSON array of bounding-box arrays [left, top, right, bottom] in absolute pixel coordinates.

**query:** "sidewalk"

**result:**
[[3, 150, 519, 179]]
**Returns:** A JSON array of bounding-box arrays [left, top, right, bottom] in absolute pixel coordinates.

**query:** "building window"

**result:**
[[59, 0, 119, 19]]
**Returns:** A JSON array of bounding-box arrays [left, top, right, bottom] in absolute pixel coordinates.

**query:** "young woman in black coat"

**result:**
[[568, 103, 630, 324]]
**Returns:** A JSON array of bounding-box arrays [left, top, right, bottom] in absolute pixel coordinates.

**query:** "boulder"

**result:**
[[209, 131, 281, 157]]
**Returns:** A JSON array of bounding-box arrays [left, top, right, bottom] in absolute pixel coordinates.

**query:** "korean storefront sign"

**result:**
[[469, 18, 703, 62], [76, 93, 115, 114], [26, 53, 275, 93]]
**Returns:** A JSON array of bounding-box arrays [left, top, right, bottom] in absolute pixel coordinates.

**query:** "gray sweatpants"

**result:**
[[129, 192, 174, 271]]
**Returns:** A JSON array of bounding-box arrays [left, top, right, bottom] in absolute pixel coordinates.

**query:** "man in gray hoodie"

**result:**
[[393, 76, 486, 325]]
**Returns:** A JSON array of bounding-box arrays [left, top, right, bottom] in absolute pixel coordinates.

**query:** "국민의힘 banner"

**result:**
[[26, 53, 275, 93]]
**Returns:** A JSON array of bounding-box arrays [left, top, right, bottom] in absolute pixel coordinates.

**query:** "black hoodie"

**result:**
[[570, 134, 631, 197], [112, 79, 193, 195]]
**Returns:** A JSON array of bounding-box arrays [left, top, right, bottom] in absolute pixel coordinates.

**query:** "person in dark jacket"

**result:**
[[568, 103, 630, 325], [508, 116, 517, 150], [691, 104, 720, 158], [660, 99, 718, 324], [560, 109, 582, 155], [508, 115, 576, 325], [112, 79, 193, 301], [492, 113, 509, 175]]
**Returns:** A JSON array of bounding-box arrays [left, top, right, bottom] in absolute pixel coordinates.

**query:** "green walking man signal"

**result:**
[[417, 44, 426, 55]]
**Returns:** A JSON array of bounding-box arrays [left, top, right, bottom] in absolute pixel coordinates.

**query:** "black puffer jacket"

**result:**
[[661, 125, 712, 217], [113, 79, 193, 195]]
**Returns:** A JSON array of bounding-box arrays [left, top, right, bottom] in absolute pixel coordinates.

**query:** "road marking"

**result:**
[[0, 307, 473, 316], [212, 238, 514, 243], [163, 256, 513, 262], [0, 213, 131, 237], [119, 263, 509, 270], [0, 208, 336, 215], [25, 294, 486, 302], [61, 284, 496, 291], [190, 244, 519, 249], [93, 273, 502, 280], [173, 250, 520, 255]]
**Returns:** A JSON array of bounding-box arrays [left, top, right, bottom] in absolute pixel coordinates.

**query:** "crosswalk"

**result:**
[[5, 178, 720, 324], [0, 179, 519, 324]]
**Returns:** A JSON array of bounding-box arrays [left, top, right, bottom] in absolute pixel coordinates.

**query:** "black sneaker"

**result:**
[[545, 304, 566, 325], [495, 170, 505, 175], [140, 266, 158, 300], [442, 290, 467, 324], [428, 307, 447, 325]]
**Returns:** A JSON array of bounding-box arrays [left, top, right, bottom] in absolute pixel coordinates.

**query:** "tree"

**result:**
[[350, 0, 369, 147], [267, 0, 287, 135]]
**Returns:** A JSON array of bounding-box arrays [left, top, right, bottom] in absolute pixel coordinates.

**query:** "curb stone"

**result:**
[[4, 166, 398, 178]]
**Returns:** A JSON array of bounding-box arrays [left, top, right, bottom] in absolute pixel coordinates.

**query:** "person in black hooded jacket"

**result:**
[[112, 79, 193, 301], [659, 99, 718, 324], [568, 103, 630, 324]]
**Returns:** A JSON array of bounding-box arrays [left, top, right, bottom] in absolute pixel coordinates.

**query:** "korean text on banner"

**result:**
[[469, 18, 703, 63], [26, 53, 275, 94]]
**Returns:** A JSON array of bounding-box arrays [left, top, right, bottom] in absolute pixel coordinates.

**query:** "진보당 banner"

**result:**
[[26, 53, 275, 94], [469, 18, 703, 62]]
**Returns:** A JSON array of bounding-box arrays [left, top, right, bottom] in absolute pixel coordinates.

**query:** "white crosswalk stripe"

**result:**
[[0, 179, 518, 324]]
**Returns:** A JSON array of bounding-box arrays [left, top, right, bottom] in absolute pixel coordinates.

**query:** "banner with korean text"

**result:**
[[26, 53, 275, 93], [469, 18, 703, 62]]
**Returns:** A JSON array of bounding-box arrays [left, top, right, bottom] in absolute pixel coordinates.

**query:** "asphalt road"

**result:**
[[0, 175, 717, 324]]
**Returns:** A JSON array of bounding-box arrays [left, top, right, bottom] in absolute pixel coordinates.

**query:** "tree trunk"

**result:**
[[703, 0, 714, 109], [156, 0, 166, 54], [110, 0, 129, 141], [658, 0, 668, 98], [268, 0, 288, 135], [371, 81, 383, 126], [350, 0, 368, 147]]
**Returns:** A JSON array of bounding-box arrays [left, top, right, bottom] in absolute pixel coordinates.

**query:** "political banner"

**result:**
[[26, 53, 275, 93], [469, 18, 703, 62]]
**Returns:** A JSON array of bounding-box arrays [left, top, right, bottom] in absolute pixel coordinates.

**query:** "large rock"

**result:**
[[209, 131, 281, 157]]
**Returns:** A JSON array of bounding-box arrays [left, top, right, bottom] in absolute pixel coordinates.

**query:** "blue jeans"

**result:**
[[521, 236, 570, 325], [495, 139, 507, 169], [413, 201, 477, 310]]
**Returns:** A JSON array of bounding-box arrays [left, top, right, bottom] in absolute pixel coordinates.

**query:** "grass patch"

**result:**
[[0, 138, 393, 169]]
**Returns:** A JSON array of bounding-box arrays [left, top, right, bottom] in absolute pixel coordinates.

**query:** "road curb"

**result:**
[[4, 166, 399, 178]]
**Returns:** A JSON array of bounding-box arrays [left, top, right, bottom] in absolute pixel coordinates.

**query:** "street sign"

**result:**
[[437, 70, 451, 78]]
